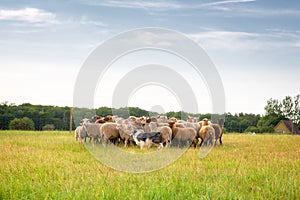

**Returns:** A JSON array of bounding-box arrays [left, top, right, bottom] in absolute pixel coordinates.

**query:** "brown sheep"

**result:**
[[168, 121, 196, 148], [95, 115, 116, 124], [156, 115, 168, 123], [100, 123, 120, 147], [198, 125, 215, 146], [187, 116, 198, 123], [196, 118, 215, 147], [156, 126, 172, 147], [212, 124, 223, 145], [116, 121, 134, 147]]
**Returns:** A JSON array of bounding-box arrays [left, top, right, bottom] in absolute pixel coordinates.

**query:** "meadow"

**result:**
[[0, 131, 299, 199]]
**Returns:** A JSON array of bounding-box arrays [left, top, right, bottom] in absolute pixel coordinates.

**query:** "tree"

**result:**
[[293, 95, 300, 125], [239, 119, 251, 132], [96, 107, 112, 117], [9, 117, 35, 130], [282, 96, 294, 120], [265, 98, 283, 116]]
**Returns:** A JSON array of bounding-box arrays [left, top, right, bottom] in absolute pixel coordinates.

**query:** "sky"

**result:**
[[0, 0, 299, 114]]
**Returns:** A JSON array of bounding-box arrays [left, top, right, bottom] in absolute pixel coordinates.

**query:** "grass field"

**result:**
[[0, 131, 299, 199]]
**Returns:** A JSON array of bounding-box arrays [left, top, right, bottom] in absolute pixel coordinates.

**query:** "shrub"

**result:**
[[42, 124, 55, 131], [9, 117, 35, 130], [258, 126, 274, 133], [244, 126, 259, 133]]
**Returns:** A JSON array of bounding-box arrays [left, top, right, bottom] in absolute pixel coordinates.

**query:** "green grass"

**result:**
[[0, 131, 299, 199]]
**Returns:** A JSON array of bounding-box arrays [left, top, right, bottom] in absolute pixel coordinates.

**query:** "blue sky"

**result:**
[[0, 0, 299, 114]]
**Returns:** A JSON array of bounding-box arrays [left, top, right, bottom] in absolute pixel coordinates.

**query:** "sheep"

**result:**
[[100, 122, 120, 147], [156, 126, 172, 147], [197, 118, 215, 147], [156, 115, 168, 123], [168, 121, 196, 148], [212, 124, 223, 145], [198, 125, 215, 146], [95, 115, 116, 124], [82, 119, 101, 145], [104, 115, 115, 122], [185, 122, 201, 133], [175, 123, 186, 128], [142, 119, 152, 133], [187, 116, 198, 123], [75, 125, 88, 142], [75, 126, 80, 141], [116, 121, 134, 147], [142, 119, 172, 148]]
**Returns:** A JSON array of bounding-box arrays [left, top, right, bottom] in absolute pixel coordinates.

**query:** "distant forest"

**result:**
[[0, 95, 299, 133]]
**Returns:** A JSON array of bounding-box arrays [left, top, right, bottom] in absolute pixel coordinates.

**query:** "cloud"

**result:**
[[79, 16, 106, 26], [188, 29, 300, 51], [188, 31, 259, 50], [79, 0, 255, 11], [239, 8, 300, 17], [0, 7, 58, 24], [201, 0, 256, 7], [294, 42, 300, 48], [82, 0, 300, 18], [79, 0, 183, 10]]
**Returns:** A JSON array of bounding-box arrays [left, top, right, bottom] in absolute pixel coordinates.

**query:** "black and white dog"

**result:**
[[133, 130, 163, 149]]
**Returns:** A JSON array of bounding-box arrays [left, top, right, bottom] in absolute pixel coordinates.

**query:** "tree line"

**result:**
[[1, 94, 299, 133]]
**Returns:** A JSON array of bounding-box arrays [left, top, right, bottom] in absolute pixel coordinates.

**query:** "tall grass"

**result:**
[[0, 131, 299, 199]]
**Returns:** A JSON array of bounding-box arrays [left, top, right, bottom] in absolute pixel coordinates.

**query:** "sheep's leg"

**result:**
[[199, 138, 204, 147], [165, 140, 170, 148], [193, 138, 198, 148], [158, 143, 163, 149], [101, 135, 107, 147], [92, 137, 95, 147], [219, 137, 222, 145], [140, 141, 145, 149], [124, 139, 127, 147]]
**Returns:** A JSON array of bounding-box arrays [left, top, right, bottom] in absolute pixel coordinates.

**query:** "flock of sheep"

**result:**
[[75, 115, 223, 149]]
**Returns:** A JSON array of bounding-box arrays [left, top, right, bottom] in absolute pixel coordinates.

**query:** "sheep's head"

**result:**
[[169, 117, 177, 122], [95, 118, 106, 124], [81, 118, 91, 131], [168, 121, 175, 128], [146, 118, 151, 123], [202, 118, 209, 126]]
